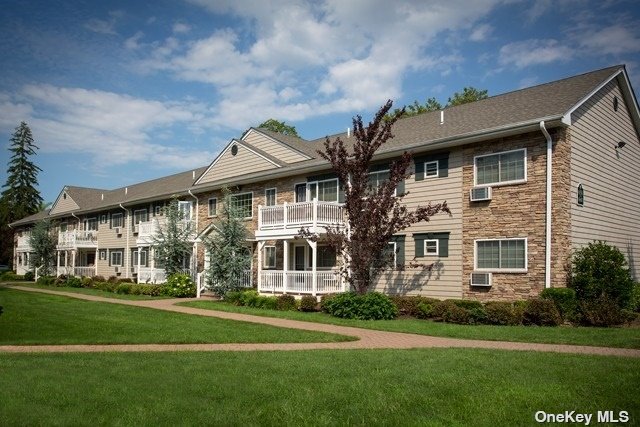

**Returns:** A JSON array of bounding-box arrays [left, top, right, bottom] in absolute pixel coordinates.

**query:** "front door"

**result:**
[[295, 184, 307, 203]]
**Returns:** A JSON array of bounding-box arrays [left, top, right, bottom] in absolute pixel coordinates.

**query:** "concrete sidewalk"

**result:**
[[2, 285, 639, 357]]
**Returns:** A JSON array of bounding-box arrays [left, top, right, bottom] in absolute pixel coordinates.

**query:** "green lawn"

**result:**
[[0, 288, 352, 345], [4, 282, 169, 300], [1, 349, 637, 426], [182, 300, 640, 349]]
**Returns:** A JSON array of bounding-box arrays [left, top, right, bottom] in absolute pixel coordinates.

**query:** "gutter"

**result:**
[[188, 190, 199, 276], [539, 121, 553, 289], [119, 203, 130, 279]]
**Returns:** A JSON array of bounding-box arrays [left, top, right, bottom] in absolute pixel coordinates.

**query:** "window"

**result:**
[[264, 246, 276, 269], [425, 161, 439, 178], [231, 192, 253, 218], [475, 149, 526, 186], [309, 179, 338, 202], [317, 245, 337, 269], [85, 217, 98, 231], [99, 250, 107, 261], [382, 242, 397, 268], [133, 209, 147, 225], [414, 232, 449, 257], [178, 201, 192, 221], [100, 214, 107, 224], [265, 188, 277, 206], [368, 169, 393, 195], [475, 239, 527, 271], [424, 239, 439, 255], [109, 250, 123, 266], [111, 213, 123, 228], [132, 249, 148, 267], [295, 183, 307, 202], [208, 198, 217, 217], [60, 222, 67, 232]]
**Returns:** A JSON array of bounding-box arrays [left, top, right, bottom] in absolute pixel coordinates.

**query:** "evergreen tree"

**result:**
[[28, 219, 56, 276], [2, 122, 43, 220], [447, 87, 488, 107], [151, 198, 193, 278], [203, 187, 252, 297]]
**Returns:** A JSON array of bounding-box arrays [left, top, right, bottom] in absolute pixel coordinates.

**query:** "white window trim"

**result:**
[[474, 237, 528, 273], [85, 217, 98, 231], [265, 188, 277, 206], [368, 169, 397, 197], [424, 239, 439, 256], [473, 148, 527, 187], [231, 191, 254, 219], [133, 209, 147, 225], [424, 160, 439, 178], [386, 242, 397, 268], [110, 250, 123, 267], [264, 245, 276, 269], [293, 182, 307, 203], [307, 178, 339, 202], [208, 197, 217, 217], [111, 213, 123, 228]]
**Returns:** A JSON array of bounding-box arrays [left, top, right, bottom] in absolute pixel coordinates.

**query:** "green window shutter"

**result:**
[[338, 184, 345, 203], [413, 232, 450, 258], [391, 235, 405, 266], [414, 152, 449, 181]]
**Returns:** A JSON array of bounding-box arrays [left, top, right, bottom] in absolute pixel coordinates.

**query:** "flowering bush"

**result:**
[[162, 273, 196, 298]]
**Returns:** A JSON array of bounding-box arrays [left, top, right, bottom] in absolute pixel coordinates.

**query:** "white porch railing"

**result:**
[[258, 200, 345, 231], [16, 235, 33, 252], [137, 219, 196, 244], [259, 270, 343, 295], [74, 266, 95, 277], [196, 270, 253, 297], [57, 230, 98, 249], [137, 267, 193, 284]]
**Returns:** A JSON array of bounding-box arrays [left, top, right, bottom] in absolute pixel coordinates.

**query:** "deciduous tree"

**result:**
[[447, 86, 488, 107], [28, 219, 56, 276], [151, 198, 194, 278], [309, 100, 450, 294], [258, 118, 300, 137]]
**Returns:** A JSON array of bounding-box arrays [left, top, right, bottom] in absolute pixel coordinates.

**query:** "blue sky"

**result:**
[[1, 0, 639, 205]]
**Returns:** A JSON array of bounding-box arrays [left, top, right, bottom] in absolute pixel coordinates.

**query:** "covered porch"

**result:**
[[257, 239, 345, 296], [56, 249, 97, 277]]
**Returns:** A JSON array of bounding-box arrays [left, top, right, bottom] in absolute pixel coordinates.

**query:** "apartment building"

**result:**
[[11, 65, 640, 301]]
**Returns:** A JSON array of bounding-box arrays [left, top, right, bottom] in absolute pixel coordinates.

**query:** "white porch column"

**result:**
[[56, 251, 60, 276], [257, 241, 265, 292], [312, 198, 318, 228], [283, 201, 288, 227], [283, 240, 289, 294], [310, 240, 317, 296], [71, 250, 76, 276], [137, 248, 142, 284]]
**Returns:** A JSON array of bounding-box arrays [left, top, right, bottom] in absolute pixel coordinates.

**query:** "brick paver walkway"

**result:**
[[2, 285, 639, 357]]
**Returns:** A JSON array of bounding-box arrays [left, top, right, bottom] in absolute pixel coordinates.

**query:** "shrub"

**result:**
[[417, 303, 433, 319], [429, 300, 478, 325], [36, 275, 55, 286], [0, 271, 21, 281], [54, 275, 67, 286], [430, 301, 455, 321], [107, 276, 119, 283], [579, 295, 625, 327], [23, 271, 35, 281], [117, 278, 134, 284], [92, 275, 105, 282], [485, 301, 523, 326], [162, 273, 196, 298], [224, 290, 244, 305], [93, 281, 119, 293], [389, 296, 440, 317], [320, 294, 336, 312], [81, 276, 94, 288], [116, 283, 132, 294], [570, 241, 634, 309], [276, 294, 297, 311], [522, 298, 562, 326], [540, 287, 577, 321], [239, 290, 260, 307], [630, 282, 640, 313], [323, 292, 397, 320], [66, 276, 83, 288], [257, 296, 278, 310], [299, 295, 319, 312], [448, 299, 484, 311]]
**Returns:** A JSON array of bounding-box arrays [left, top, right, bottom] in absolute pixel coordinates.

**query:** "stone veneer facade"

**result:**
[[462, 128, 572, 301]]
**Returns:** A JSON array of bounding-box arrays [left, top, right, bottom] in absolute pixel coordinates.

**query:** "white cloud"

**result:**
[[577, 25, 640, 55], [83, 10, 124, 35], [173, 22, 191, 34], [124, 31, 144, 50], [470, 24, 493, 41], [499, 39, 574, 68], [518, 76, 539, 88], [132, 1, 505, 130], [0, 85, 214, 172]]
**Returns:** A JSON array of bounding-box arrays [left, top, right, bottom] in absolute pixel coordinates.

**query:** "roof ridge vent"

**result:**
[[192, 170, 195, 179], [440, 110, 444, 125], [101, 193, 104, 201], [125, 187, 128, 195]]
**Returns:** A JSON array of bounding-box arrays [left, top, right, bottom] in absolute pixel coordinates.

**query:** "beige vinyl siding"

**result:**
[[372, 149, 463, 299], [570, 78, 640, 280], [50, 191, 80, 215], [96, 210, 132, 278], [243, 130, 308, 163], [198, 143, 278, 184]]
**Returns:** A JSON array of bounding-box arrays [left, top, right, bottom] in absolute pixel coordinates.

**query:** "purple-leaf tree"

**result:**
[[302, 100, 450, 294]]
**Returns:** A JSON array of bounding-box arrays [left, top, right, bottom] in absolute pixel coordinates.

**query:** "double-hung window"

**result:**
[[308, 179, 338, 202], [208, 198, 217, 217], [264, 246, 276, 269], [475, 238, 527, 272], [424, 161, 439, 178], [265, 188, 277, 206], [231, 192, 253, 218], [110, 250, 123, 267], [368, 169, 394, 196], [111, 213, 123, 228], [424, 239, 439, 255], [317, 245, 337, 269], [475, 149, 526, 186], [133, 209, 147, 226]]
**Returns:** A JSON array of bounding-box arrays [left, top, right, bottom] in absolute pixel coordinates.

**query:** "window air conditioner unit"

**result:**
[[114, 266, 121, 273], [470, 186, 492, 202], [115, 227, 121, 235], [133, 224, 139, 234], [470, 272, 492, 287]]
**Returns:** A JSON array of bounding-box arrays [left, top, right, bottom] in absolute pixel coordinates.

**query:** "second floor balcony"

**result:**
[[16, 235, 33, 252], [57, 230, 98, 249], [136, 219, 196, 246], [257, 200, 346, 238]]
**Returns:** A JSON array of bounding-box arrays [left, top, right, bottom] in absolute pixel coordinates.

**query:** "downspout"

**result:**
[[540, 121, 552, 289], [119, 204, 130, 279], [71, 212, 81, 273], [188, 190, 199, 281]]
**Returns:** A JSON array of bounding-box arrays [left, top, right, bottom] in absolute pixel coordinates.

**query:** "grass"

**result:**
[[181, 300, 640, 349], [1, 349, 637, 425], [0, 288, 352, 345], [4, 282, 168, 300]]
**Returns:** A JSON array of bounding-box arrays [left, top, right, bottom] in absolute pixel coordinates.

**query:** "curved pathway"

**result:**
[[2, 285, 639, 357]]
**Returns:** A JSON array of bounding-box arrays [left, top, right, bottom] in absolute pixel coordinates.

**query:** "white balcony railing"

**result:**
[[197, 270, 253, 297], [258, 200, 345, 231], [57, 230, 98, 249], [137, 267, 193, 284], [137, 219, 196, 245], [259, 270, 343, 295], [16, 235, 33, 252]]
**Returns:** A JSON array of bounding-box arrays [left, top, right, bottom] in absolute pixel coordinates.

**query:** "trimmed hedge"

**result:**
[[540, 287, 577, 321], [484, 302, 523, 326], [389, 296, 440, 317], [322, 292, 397, 320], [522, 298, 562, 326], [299, 295, 319, 312]]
